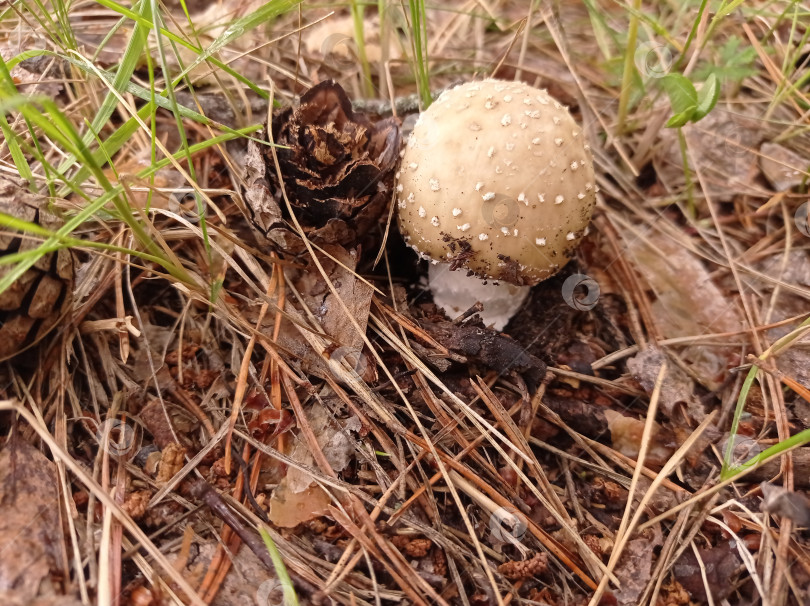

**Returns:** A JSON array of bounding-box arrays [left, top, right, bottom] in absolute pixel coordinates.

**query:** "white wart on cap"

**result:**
[[396, 79, 596, 286]]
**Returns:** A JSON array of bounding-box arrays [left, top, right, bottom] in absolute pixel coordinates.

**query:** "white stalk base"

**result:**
[[428, 263, 531, 331]]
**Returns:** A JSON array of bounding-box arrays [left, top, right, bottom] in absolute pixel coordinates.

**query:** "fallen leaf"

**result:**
[[267, 401, 356, 527], [240, 136, 284, 237], [603, 408, 675, 467], [760, 482, 810, 527], [297, 245, 374, 365], [267, 479, 332, 529], [419, 317, 546, 391], [613, 537, 657, 606], [176, 539, 276, 606], [759, 142, 808, 192], [623, 233, 743, 389], [275, 244, 376, 383], [755, 252, 810, 394], [0, 23, 64, 99], [672, 540, 741, 603], [284, 400, 355, 494], [627, 347, 701, 421], [0, 438, 67, 601]]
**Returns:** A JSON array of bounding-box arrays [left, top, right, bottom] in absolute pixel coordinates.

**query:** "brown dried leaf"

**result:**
[[672, 541, 741, 603], [543, 393, 610, 438], [0, 23, 65, 99], [627, 347, 701, 420], [267, 479, 332, 528], [613, 537, 658, 606], [760, 482, 810, 526], [754, 252, 810, 393], [283, 400, 355, 494], [264, 401, 360, 526], [297, 245, 374, 354], [103, 162, 184, 212], [241, 135, 283, 236], [177, 540, 274, 606], [623, 233, 742, 388], [276, 244, 375, 381], [0, 439, 66, 601], [604, 409, 675, 467], [654, 107, 765, 201], [759, 142, 808, 192], [603, 409, 675, 467]]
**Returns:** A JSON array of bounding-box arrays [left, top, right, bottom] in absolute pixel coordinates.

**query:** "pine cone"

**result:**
[[0, 177, 75, 360], [256, 80, 401, 251]]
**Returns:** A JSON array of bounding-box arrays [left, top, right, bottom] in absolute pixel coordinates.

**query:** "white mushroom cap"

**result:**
[[396, 79, 596, 286]]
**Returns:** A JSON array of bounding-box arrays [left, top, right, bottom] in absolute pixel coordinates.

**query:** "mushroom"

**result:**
[[396, 79, 596, 329]]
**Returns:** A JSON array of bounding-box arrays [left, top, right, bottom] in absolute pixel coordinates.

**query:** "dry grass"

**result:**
[[1, 1, 810, 605]]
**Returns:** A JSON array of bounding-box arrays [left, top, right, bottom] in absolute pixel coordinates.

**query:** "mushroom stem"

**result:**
[[428, 263, 530, 331]]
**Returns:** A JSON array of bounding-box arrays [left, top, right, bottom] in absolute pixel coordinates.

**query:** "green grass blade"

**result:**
[[350, 0, 374, 97], [48, 52, 266, 199], [168, 0, 303, 85], [0, 94, 238, 292], [56, 0, 154, 175], [0, 57, 35, 183], [616, 0, 642, 133], [258, 527, 299, 606], [407, 0, 431, 109], [723, 425, 810, 480], [0, 212, 173, 269], [0, 213, 54, 238], [149, 0, 214, 286], [89, 0, 294, 99], [24, 115, 253, 277], [722, 314, 810, 478]]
